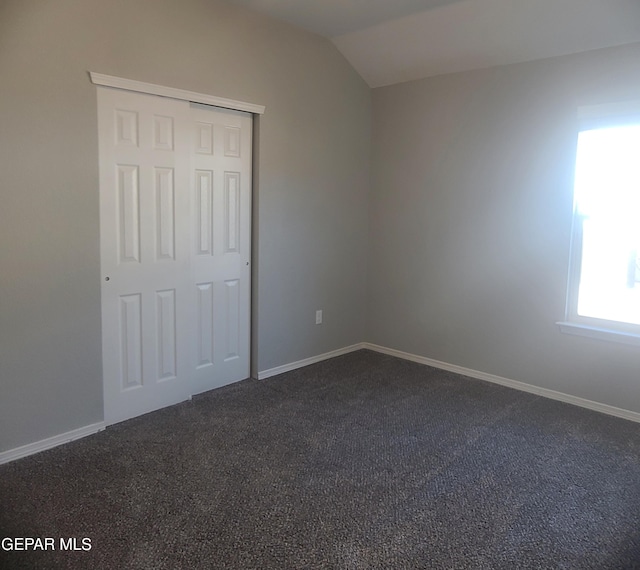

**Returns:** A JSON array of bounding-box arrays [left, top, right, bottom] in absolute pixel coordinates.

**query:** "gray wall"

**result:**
[[3, 0, 639, 456], [0, 0, 370, 452], [369, 42, 640, 414]]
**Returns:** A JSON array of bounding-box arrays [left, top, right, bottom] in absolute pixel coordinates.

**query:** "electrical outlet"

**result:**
[[315, 310, 323, 325]]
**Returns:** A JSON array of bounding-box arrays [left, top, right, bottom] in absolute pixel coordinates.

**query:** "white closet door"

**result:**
[[190, 103, 252, 395], [99, 88, 192, 425], [99, 89, 252, 425]]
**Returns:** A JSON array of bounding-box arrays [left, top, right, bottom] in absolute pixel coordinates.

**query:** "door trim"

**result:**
[[89, 72, 266, 115]]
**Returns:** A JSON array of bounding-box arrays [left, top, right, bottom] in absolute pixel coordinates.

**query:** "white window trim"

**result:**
[[559, 100, 640, 346], [557, 321, 640, 346], [89, 72, 265, 115]]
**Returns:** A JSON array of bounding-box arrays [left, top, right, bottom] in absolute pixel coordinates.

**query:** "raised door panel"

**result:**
[[153, 115, 174, 151], [116, 110, 138, 147], [195, 170, 214, 256], [196, 282, 214, 369], [156, 289, 177, 381], [223, 279, 240, 361], [119, 294, 143, 389], [224, 172, 240, 254], [155, 167, 175, 261], [117, 165, 141, 264]]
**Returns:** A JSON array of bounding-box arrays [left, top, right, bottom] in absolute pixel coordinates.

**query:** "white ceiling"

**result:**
[[227, 0, 640, 88]]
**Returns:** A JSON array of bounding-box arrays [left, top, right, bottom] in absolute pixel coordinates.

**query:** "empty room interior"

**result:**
[[2, 0, 640, 568]]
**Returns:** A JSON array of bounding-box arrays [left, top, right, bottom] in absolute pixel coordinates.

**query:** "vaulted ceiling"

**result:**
[[225, 0, 640, 87]]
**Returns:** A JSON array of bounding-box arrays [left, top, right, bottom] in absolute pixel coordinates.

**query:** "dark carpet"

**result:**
[[2, 349, 640, 569]]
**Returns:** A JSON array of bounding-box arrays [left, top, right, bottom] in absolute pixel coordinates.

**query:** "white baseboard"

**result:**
[[363, 343, 640, 424], [258, 343, 366, 380], [4, 342, 637, 465], [0, 422, 106, 465]]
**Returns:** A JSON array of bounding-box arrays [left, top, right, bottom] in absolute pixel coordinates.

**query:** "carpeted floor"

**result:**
[[2, 349, 640, 569]]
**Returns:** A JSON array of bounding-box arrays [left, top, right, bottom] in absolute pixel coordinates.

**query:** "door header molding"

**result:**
[[89, 72, 265, 115]]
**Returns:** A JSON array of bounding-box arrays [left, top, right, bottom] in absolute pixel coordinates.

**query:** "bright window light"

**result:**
[[572, 124, 640, 326]]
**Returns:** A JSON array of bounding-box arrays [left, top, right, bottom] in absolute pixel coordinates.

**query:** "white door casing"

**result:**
[[98, 87, 252, 425]]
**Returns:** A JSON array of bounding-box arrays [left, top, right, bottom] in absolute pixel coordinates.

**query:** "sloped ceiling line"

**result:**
[[226, 0, 640, 87]]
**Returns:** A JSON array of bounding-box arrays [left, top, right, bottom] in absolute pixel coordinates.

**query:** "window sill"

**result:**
[[557, 321, 640, 347]]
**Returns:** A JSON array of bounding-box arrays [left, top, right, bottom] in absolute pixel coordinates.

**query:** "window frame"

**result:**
[[558, 101, 640, 346]]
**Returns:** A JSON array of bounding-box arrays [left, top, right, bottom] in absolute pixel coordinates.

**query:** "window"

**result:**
[[560, 102, 640, 345]]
